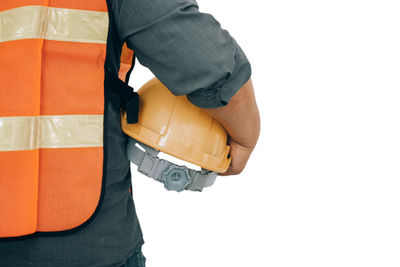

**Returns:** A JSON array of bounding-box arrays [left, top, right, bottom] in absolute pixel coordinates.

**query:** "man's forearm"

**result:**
[[200, 78, 260, 175]]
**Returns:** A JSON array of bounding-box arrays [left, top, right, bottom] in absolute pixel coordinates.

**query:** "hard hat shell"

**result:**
[[121, 78, 231, 173]]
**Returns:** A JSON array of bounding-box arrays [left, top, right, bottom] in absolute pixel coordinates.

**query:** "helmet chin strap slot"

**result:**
[[126, 138, 217, 192]]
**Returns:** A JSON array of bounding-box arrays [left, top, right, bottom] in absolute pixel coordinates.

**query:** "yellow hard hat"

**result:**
[[121, 78, 231, 192]]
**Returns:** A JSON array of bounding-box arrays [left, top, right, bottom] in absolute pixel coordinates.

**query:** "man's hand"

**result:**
[[220, 137, 254, 176], [200, 78, 260, 176]]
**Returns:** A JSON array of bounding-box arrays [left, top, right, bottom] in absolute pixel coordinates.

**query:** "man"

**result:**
[[0, 0, 260, 266]]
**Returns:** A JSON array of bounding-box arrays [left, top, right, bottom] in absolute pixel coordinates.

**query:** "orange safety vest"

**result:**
[[0, 0, 136, 239]]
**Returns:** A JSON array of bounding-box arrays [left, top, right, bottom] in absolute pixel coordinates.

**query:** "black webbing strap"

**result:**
[[105, 69, 139, 124], [125, 52, 136, 85]]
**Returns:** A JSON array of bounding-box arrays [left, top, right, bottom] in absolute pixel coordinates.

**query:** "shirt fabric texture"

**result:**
[[0, 0, 251, 266], [114, 0, 252, 108]]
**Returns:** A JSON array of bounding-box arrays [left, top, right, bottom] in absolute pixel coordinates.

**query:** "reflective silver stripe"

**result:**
[[0, 6, 108, 44], [0, 115, 104, 151]]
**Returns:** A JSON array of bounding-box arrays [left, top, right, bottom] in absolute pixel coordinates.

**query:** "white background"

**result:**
[[129, 0, 400, 266]]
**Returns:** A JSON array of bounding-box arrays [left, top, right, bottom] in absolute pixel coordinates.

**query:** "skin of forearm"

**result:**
[[202, 78, 260, 150]]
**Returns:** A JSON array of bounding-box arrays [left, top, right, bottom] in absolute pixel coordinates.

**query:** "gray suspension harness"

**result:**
[[126, 138, 218, 192]]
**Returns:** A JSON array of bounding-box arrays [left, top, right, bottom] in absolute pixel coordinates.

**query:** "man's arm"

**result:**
[[113, 0, 259, 175], [201, 78, 260, 176]]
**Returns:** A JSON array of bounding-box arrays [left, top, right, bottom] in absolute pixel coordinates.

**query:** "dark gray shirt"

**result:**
[[0, 0, 251, 266], [114, 0, 252, 108]]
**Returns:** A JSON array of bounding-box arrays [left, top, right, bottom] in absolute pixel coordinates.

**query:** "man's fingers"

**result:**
[[218, 139, 253, 176]]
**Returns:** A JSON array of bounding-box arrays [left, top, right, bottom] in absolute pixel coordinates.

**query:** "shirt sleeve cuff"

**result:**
[[186, 42, 252, 109]]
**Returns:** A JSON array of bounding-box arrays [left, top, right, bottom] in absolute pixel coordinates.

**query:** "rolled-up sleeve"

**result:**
[[112, 0, 252, 108]]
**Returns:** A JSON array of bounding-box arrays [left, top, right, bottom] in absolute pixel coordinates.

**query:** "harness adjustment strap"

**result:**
[[126, 138, 218, 192]]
